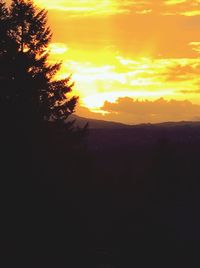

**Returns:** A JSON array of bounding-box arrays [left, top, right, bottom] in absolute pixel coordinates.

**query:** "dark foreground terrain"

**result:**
[[2, 120, 200, 267]]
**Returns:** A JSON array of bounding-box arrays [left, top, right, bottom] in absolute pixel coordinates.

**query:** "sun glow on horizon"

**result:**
[[82, 90, 176, 110], [31, 0, 200, 122], [49, 46, 200, 111]]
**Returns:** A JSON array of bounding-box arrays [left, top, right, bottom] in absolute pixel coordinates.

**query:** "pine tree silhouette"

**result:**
[[0, 0, 78, 126], [0, 1, 8, 45], [0, 1, 90, 260]]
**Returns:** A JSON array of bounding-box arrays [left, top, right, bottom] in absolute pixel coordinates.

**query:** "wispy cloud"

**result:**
[[35, 0, 132, 16], [9, 0, 200, 17], [135, 9, 152, 15], [163, 0, 200, 16], [49, 43, 69, 55], [164, 0, 187, 5], [49, 48, 200, 109], [189, 42, 200, 53], [181, 10, 200, 16]]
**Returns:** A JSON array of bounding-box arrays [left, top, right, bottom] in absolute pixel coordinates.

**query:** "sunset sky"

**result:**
[[8, 0, 200, 123]]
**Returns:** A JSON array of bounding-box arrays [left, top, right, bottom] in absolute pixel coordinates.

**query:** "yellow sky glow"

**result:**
[[35, 0, 127, 16], [34, 0, 200, 123]]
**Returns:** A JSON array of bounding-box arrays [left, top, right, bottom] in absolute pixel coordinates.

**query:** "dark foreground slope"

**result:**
[[86, 121, 200, 243], [3, 120, 200, 267]]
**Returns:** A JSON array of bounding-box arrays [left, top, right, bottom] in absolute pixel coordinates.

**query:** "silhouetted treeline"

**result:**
[[30, 123, 200, 267]]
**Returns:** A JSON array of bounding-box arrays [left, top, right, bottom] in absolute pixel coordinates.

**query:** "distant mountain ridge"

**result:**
[[69, 114, 200, 129], [69, 115, 129, 129]]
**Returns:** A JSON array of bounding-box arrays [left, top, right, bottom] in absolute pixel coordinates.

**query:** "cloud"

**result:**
[[189, 42, 200, 53], [76, 97, 200, 124], [35, 0, 200, 17], [135, 9, 152, 15], [181, 10, 200, 16], [49, 43, 69, 55], [35, 0, 153, 16], [6, 0, 200, 17], [98, 97, 200, 124], [39, 1, 200, 61], [164, 0, 187, 5], [179, 89, 200, 94], [51, 52, 200, 110], [163, 0, 200, 16], [164, 61, 200, 82], [35, 0, 132, 16]]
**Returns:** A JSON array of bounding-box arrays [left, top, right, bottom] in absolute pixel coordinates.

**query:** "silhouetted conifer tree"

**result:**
[[0, 0, 89, 198], [0, 0, 78, 126], [0, 1, 8, 43], [1, 2, 90, 258]]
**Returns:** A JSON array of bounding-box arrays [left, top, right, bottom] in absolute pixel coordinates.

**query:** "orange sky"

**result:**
[[9, 1, 200, 123]]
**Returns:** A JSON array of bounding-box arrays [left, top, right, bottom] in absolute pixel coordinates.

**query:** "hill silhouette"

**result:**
[[69, 114, 129, 129], [3, 114, 200, 266], [71, 114, 200, 129]]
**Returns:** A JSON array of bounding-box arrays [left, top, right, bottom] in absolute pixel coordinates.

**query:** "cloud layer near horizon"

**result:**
[[76, 97, 200, 124]]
